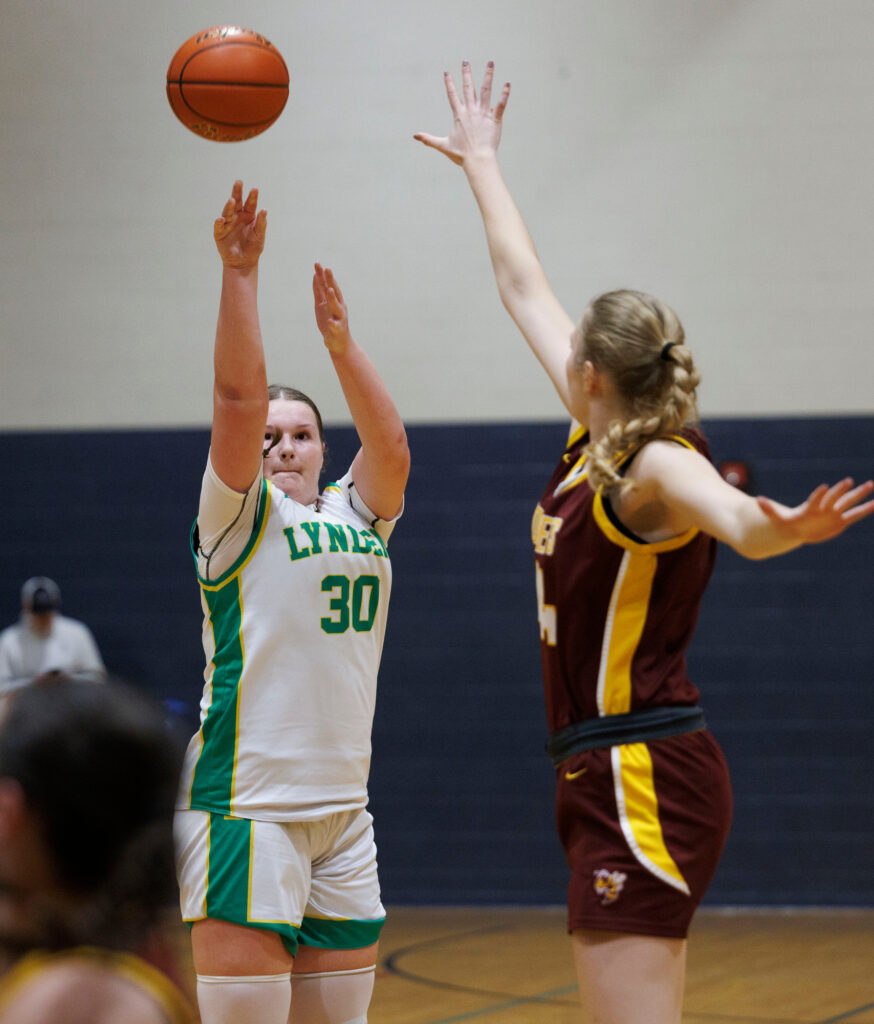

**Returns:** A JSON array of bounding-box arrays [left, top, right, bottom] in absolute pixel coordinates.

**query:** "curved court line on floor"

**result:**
[[381, 922, 578, 1008], [814, 1002, 874, 1024], [381, 918, 874, 1024], [384, 992, 874, 1024], [397, 985, 581, 1024]]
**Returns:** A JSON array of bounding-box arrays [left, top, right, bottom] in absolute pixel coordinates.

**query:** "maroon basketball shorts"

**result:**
[[555, 729, 732, 939]]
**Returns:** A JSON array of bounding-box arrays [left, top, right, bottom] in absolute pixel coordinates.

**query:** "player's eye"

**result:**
[[263, 427, 280, 454]]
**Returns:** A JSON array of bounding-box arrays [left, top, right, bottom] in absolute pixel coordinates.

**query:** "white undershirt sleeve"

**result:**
[[336, 472, 403, 544], [195, 455, 264, 581]]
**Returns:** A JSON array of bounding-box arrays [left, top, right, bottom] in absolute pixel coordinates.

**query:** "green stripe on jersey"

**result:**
[[190, 579, 245, 813], [298, 915, 385, 950]]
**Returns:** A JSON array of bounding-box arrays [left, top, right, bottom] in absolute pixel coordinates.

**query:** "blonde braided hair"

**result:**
[[578, 290, 701, 494]]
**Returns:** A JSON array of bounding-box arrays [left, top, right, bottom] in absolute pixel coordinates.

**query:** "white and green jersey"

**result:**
[[178, 458, 399, 822]]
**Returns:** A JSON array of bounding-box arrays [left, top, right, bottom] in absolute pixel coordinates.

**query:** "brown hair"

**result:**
[[578, 290, 701, 493]]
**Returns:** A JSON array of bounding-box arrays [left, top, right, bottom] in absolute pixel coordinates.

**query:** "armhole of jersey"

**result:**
[[322, 475, 400, 540], [600, 493, 648, 544], [593, 492, 699, 553], [615, 432, 698, 477], [595, 432, 702, 552], [320, 478, 374, 522], [348, 478, 379, 528], [194, 478, 272, 588], [600, 432, 703, 550]]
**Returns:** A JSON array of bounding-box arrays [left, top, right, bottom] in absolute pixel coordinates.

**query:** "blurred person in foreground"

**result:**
[[0, 675, 195, 1023]]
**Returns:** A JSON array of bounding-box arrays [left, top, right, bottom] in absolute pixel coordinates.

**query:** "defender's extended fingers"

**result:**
[[494, 80, 511, 122], [756, 495, 784, 522], [243, 187, 259, 214], [231, 180, 243, 209], [461, 60, 476, 106], [819, 478, 854, 509], [313, 262, 333, 293], [804, 483, 830, 510], [443, 71, 463, 116], [324, 267, 344, 305], [325, 287, 344, 316], [479, 61, 495, 109], [841, 496, 874, 525], [834, 479, 874, 513], [413, 132, 449, 150]]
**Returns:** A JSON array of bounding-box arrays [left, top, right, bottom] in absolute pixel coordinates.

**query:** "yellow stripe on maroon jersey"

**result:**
[[596, 549, 656, 715], [592, 490, 699, 717], [612, 743, 690, 893]]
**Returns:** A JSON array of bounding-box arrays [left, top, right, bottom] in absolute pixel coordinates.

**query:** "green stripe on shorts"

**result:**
[[298, 915, 385, 950], [205, 814, 252, 922], [205, 814, 302, 955]]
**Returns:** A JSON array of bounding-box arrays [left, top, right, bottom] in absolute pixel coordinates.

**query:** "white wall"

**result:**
[[1, 0, 872, 429]]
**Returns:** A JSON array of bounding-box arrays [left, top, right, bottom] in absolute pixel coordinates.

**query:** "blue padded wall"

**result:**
[[0, 416, 871, 905]]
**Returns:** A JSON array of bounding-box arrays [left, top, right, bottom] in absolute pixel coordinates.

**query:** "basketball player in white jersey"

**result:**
[[174, 181, 409, 1024]]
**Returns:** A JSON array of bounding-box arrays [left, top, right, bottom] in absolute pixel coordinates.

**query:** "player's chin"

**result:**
[[270, 470, 316, 503]]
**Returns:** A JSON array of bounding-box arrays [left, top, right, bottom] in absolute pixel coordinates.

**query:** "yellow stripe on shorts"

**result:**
[[612, 743, 690, 894]]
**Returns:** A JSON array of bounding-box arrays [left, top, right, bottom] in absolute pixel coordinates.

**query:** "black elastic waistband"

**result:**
[[545, 705, 707, 767]]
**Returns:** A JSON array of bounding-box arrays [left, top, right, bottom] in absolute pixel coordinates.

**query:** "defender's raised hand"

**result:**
[[757, 477, 874, 545], [414, 61, 510, 166], [213, 180, 267, 269]]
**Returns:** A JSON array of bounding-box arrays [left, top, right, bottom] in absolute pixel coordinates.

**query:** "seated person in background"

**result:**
[[0, 676, 195, 1023], [0, 578, 105, 693]]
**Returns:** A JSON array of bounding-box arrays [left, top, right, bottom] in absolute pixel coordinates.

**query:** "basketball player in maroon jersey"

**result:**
[[415, 62, 874, 1024]]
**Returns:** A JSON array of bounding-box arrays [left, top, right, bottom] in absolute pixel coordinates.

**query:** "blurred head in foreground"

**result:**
[[0, 676, 182, 957]]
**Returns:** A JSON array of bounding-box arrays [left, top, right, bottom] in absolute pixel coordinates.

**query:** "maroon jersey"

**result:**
[[532, 425, 717, 734]]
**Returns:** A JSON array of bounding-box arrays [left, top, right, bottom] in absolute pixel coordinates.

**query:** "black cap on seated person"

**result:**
[[21, 577, 62, 614]]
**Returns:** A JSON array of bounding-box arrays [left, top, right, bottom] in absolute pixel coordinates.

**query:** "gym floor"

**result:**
[[168, 905, 874, 1023]]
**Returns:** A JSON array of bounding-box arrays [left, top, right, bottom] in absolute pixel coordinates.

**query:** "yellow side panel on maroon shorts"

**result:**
[[613, 743, 690, 894]]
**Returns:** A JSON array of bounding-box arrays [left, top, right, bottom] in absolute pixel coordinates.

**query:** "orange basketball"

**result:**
[[166, 26, 289, 142]]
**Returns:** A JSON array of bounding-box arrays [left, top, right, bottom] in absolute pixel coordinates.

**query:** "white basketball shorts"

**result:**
[[174, 807, 385, 955]]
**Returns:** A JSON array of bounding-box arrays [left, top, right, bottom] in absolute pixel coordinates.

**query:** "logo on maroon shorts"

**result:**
[[593, 868, 627, 905]]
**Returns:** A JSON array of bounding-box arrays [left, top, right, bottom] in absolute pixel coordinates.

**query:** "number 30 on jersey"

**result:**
[[321, 574, 380, 634]]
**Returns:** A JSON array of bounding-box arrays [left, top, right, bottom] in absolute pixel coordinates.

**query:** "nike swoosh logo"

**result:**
[[565, 766, 588, 780]]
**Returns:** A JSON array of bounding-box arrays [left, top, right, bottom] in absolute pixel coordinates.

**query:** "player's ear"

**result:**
[[0, 778, 28, 841]]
